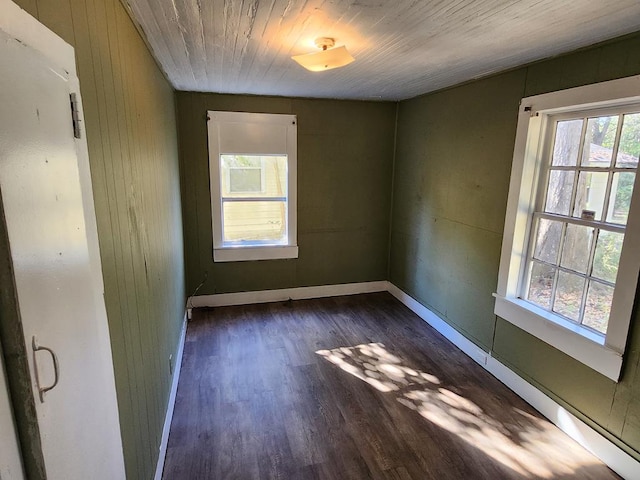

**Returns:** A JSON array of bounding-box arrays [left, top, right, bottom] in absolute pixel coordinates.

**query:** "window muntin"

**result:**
[[207, 111, 298, 262], [523, 108, 639, 336]]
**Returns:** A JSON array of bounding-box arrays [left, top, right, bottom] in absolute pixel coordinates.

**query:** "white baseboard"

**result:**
[[188, 281, 389, 308], [154, 312, 188, 480], [388, 283, 639, 480], [387, 283, 489, 367], [484, 358, 640, 480]]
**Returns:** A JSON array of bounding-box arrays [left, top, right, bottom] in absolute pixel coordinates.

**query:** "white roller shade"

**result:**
[[210, 111, 295, 155]]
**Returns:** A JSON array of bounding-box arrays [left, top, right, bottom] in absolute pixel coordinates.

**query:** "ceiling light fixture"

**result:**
[[291, 37, 354, 72]]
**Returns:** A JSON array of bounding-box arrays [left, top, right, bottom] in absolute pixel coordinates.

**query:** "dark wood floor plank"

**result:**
[[163, 293, 620, 479]]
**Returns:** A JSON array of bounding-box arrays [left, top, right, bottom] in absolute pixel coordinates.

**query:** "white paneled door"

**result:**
[[0, 1, 125, 479]]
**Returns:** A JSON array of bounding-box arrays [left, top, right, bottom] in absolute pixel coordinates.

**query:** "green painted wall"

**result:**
[[8, 0, 185, 478], [177, 92, 395, 296], [390, 32, 640, 459]]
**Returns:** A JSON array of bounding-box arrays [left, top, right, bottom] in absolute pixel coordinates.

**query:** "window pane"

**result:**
[[222, 200, 286, 243], [545, 170, 574, 215], [560, 224, 593, 274], [221, 155, 287, 197], [553, 271, 585, 321], [572, 171, 608, 220], [526, 261, 555, 309], [583, 281, 613, 334], [606, 172, 635, 225], [581, 116, 618, 167], [533, 219, 562, 264], [592, 230, 623, 283], [552, 119, 583, 166], [616, 112, 640, 168], [229, 168, 261, 193]]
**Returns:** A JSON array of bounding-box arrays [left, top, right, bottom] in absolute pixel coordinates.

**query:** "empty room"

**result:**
[[1, 0, 640, 479]]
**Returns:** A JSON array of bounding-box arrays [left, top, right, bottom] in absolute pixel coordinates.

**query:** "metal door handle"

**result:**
[[32, 336, 60, 402]]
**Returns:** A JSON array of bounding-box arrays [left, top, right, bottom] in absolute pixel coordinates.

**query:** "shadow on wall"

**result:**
[[316, 342, 615, 479]]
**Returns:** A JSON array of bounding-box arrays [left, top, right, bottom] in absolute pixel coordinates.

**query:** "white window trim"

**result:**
[[208, 111, 298, 262], [495, 75, 640, 381]]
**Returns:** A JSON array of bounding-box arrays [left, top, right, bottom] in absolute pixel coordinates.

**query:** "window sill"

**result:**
[[213, 245, 298, 262], [493, 294, 622, 381]]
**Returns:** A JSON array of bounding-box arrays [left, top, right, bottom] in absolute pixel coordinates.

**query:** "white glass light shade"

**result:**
[[291, 45, 354, 72]]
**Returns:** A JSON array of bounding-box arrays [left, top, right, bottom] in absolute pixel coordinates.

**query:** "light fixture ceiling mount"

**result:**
[[292, 37, 355, 72], [314, 37, 336, 50]]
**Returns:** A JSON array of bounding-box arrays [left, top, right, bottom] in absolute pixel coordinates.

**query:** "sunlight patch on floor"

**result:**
[[316, 342, 599, 478]]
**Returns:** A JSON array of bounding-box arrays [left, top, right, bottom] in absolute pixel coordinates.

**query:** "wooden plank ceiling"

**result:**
[[124, 0, 640, 100]]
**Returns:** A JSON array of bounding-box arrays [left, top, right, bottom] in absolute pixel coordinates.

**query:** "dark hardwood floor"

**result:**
[[162, 292, 619, 479]]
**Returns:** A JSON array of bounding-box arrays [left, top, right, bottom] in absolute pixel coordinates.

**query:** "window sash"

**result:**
[[523, 221, 618, 336], [521, 109, 638, 336], [532, 211, 625, 234]]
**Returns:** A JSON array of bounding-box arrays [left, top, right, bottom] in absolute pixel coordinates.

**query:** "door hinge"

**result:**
[[69, 93, 81, 139]]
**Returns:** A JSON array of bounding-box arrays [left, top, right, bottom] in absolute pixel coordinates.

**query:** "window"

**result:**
[[495, 75, 640, 381], [207, 111, 298, 262]]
